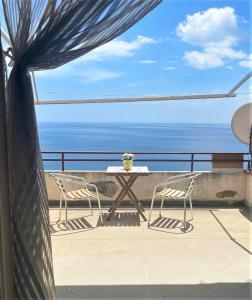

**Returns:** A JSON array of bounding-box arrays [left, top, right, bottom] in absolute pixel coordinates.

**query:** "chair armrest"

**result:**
[[86, 183, 99, 193], [87, 183, 97, 188], [154, 182, 167, 188], [153, 182, 167, 194]]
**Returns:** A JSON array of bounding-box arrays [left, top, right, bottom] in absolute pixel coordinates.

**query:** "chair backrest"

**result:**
[[166, 172, 201, 197], [185, 172, 201, 197], [49, 173, 66, 195], [49, 173, 87, 196]]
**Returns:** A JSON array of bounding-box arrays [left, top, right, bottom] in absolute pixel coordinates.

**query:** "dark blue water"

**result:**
[[38, 122, 248, 171]]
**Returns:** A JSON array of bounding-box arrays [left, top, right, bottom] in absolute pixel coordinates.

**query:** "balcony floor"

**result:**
[[50, 207, 252, 299]]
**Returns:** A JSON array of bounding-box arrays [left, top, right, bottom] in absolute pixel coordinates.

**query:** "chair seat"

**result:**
[[156, 188, 186, 199], [66, 188, 96, 199]]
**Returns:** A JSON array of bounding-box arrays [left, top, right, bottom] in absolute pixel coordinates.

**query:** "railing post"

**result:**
[[61, 153, 65, 171], [191, 154, 194, 171]]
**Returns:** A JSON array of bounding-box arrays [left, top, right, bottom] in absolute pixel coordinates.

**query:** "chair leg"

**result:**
[[159, 196, 165, 216], [97, 194, 103, 225], [183, 198, 187, 228], [189, 195, 193, 220], [88, 197, 93, 216], [148, 193, 156, 226], [57, 193, 63, 223], [65, 198, 68, 229]]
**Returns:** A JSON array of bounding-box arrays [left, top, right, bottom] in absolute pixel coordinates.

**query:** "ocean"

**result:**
[[38, 122, 248, 171]]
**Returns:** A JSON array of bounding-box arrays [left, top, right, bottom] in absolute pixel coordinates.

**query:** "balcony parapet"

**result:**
[[45, 171, 249, 207]]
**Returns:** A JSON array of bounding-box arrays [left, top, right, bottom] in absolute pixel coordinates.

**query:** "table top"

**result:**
[[106, 166, 149, 175]]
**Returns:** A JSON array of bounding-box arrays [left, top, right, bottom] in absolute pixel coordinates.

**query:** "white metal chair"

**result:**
[[148, 172, 201, 228], [49, 173, 103, 226]]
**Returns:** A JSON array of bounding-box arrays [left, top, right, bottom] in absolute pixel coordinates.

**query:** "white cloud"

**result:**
[[164, 66, 177, 70], [79, 35, 158, 62], [239, 60, 252, 68], [80, 69, 124, 82], [239, 54, 252, 68], [36, 35, 157, 82], [177, 7, 238, 48], [183, 46, 247, 69], [138, 60, 157, 64], [176, 7, 247, 69], [36, 66, 124, 82], [207, 46, 246, 60], [36, 64, 72, 78], [184, 51, 224, 69], [36, 62, 124, 83]]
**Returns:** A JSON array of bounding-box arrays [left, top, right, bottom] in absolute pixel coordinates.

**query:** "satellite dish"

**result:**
[[231, 103, 252, 145]]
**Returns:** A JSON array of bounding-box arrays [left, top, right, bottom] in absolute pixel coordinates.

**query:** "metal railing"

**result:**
[[41, 151, 249, 172]]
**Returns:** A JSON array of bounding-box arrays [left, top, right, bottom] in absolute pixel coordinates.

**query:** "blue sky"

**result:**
[[1, 0, 252, 123]]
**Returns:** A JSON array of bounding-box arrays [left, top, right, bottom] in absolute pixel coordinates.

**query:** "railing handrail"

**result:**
[[41, 151, 250, 172], [41, 151, 249, 155]]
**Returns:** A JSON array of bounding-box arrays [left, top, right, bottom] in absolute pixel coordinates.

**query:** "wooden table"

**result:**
[[106, 166, 149, 221]]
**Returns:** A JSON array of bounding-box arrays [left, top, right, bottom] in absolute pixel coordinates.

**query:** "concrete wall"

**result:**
[[246, 173, 252, 207], [45, 171, 247, 206]]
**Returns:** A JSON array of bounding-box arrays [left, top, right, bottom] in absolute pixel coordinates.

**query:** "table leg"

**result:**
[[119, 176, 145, 212], [109, 175, 136, 212], [127, 191, 147, 221], [130, 191, 145, 212], [106, 176, 136, 221], [117, 176, 147, 221], [124, 184, 145, 212], [108, 186, 125, 212], [106, 190, 127, 221], [106, 174, 147, 221]]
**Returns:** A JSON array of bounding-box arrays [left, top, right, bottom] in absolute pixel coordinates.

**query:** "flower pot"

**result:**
[[123, 159, 133, 171]]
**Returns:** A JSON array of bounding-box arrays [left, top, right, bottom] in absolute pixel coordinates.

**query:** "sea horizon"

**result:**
[[38, 122, 247, 171], [38, 121, 231, 125]]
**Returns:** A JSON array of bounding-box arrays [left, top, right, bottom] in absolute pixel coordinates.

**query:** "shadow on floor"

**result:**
[[148, 216, 193, 234], [56, 282, 251, 299], [239, 207, 252, 222], [210, 210, 252, 255], [99, 212, 141, 227], [50, 217, 93, 235]]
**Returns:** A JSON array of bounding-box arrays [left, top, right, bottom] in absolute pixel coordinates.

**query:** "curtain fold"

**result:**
[[0, 29, 14, 300], [6, 64, 55, 299], [1, 0, 162, 298]]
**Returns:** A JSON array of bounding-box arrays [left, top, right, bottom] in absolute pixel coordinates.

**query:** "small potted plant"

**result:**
[[122, 153, 135, 171]]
